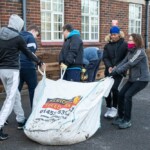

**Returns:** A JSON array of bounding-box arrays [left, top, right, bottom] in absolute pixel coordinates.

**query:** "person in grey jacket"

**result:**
[[0, 14, 43, 140], [110, 33, 150, 129]]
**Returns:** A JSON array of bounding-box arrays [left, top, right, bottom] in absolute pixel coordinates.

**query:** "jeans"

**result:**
[[118, 81, 148, 121], [19, 68, 37, 108], [85, 50, 103, 82], [85, 60, 99, 82], [63, 69, 81, 82]]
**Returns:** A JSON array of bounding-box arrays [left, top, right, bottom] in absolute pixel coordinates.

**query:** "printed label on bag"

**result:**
[[35, 96, 82, 123]]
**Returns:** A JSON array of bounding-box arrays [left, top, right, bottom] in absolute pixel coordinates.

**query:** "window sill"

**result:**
[[41, 41, 101, 47], [83, 42, 101, 46], [41, 42, 64, 46]]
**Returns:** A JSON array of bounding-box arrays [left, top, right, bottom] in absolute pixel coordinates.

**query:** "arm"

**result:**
[[116, 49, 145, 74], [19, 36, 42, 65], [26, 35, 37, 53]]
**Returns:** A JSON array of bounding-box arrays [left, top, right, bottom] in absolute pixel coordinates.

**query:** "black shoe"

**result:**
[[112, 117, 123, 125], [0, 128, 8, 140], [17, 119, 27, 130], [4, 120, 9, 125], [119, 120, 132, 129]]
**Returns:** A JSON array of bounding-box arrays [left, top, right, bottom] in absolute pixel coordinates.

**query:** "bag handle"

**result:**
[[60, 68, 66, 80], [38, 63, 46, 76]]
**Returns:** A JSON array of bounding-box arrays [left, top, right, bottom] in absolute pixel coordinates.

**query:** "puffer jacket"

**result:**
[[115, 48, 150, 82], [103, 31, 128, 76], [59, 30, 83, 68]]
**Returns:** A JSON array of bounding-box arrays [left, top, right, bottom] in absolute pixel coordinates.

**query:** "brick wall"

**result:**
[[100, 0, 129, 46], [0, 1, 22, 26]]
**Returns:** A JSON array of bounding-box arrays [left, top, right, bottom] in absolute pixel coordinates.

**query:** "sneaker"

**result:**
[[107, 107, 117, 118], [104, 108, 111, 118], [4, 120, 9, 125], [112, 117, 123, 125], [119, 120, 132, 129], [17, 119, 27, 130], [0, 128, 8, 140]]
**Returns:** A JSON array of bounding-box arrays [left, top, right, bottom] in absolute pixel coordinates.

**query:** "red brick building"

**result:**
[[0, 0, 149, 91]]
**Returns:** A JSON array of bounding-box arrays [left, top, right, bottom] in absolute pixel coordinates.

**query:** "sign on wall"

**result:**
[[112, 20, 118, 26]]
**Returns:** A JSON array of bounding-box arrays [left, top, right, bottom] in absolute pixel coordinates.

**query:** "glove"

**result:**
[[81, 68, 86, 73], [81, 72, 88, 81], [37, 60, 43, 67], [121, 71, 126, 77], [108, 71, 118, 77], [60, 63, 68, 70]]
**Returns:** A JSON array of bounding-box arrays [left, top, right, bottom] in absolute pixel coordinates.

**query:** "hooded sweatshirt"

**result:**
[[0, 14, 40, 69]]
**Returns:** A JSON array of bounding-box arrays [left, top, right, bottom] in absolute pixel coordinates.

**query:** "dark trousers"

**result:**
[[19, 68, 37, 108], [106, 76, 122, 108], [86, 50, 103, 82], [118, 81, 148, 121], [93, 50, 103, 79], [63, 69, 81, 82], [86, 60, 99, 82]]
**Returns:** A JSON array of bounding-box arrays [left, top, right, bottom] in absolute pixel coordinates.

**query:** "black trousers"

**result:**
[[19, 68, 37, 108], [106, 76, 122, 108], [118, 81, 148, 121]]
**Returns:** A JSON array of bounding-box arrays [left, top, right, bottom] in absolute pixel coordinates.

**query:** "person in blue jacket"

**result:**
[[59, 24, 83, 81], [83, 47, 103, 82], [18, 25, 40, 108]]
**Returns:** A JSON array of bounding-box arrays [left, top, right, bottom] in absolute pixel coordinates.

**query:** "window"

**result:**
[[40, 0, 64, 42], [81, 0, 99, 41], [129, 3, 142, 34]]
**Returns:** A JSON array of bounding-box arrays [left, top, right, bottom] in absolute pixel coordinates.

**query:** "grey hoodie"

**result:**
[[0, 14, 24, 41], [0, 14, 40, 69], [8, 14, 24, 32]]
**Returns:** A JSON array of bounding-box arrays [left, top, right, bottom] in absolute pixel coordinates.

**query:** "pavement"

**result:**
[[0, 83, 150, 150]]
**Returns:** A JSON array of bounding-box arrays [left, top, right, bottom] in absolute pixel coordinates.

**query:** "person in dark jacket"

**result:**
[[59, 24, 83, 82], [18, 25, 40, 109], [103, 26, 128, 118], [111, 33, 150, 129], [0, 14, 43, 140]]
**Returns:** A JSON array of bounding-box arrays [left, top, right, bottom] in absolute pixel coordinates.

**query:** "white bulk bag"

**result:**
[[24, 69, 114, 145]]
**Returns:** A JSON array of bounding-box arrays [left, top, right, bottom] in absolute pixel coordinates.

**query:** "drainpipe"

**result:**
[[145, 0, 150, 49], [22, 0, 27, 31]]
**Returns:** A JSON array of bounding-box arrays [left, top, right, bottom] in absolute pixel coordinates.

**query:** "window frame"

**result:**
[[40, 0, 64, 42], [81, 0, 100, 42], [128, 3, 142, 34]]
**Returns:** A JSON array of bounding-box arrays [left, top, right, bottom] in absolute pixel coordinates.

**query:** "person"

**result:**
[[103, 26, 128, 118], [59, 24, 83, 82], [18, 25, 40, 108], [0, 14, 43, 140], [83, 47, 103, 82], [111, 33, 150, 129]]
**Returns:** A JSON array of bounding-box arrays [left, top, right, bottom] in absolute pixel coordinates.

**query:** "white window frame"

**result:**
[[40, 0, 64, 42], [128, 3, 142, 34], [81, 0, 100, 42]]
